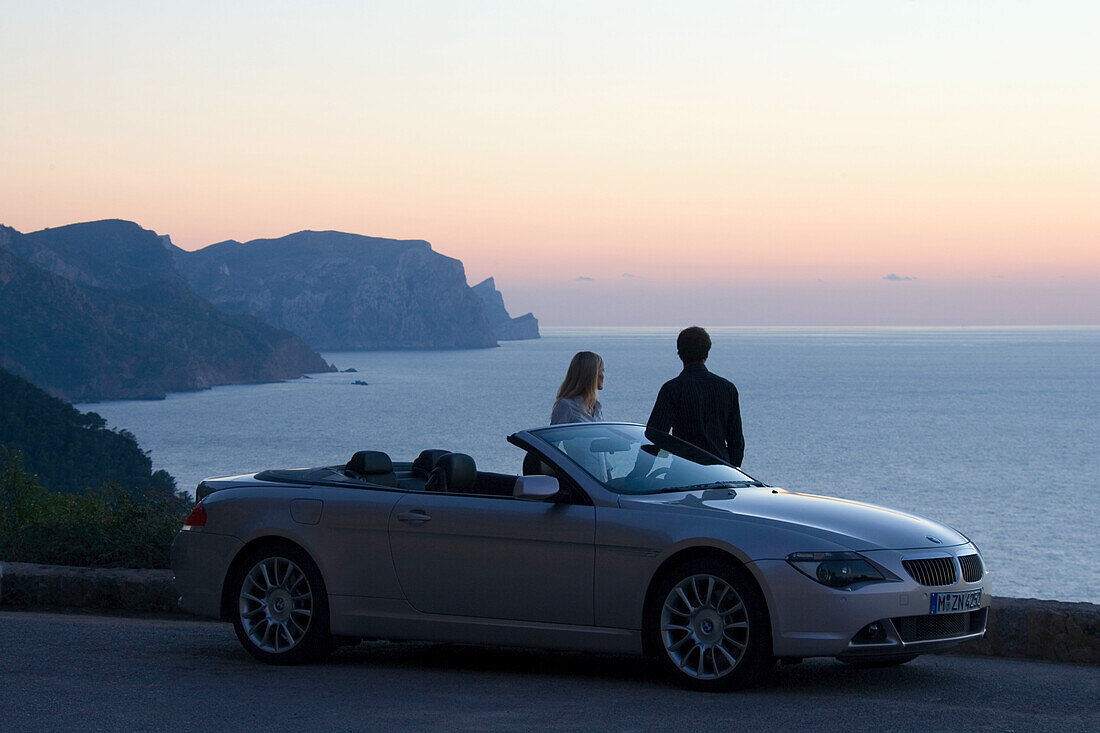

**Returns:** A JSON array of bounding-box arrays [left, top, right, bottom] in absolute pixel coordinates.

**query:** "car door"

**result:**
[[388, 492, 595, 626]]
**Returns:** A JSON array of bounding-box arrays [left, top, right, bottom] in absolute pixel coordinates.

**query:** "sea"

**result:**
[[76, 327, 1100, 604]]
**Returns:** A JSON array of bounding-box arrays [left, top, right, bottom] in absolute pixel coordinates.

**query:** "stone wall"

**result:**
[[955, 596, 1099, 665], [0, 562, 176, 613], [1, 562, 1097, 665]]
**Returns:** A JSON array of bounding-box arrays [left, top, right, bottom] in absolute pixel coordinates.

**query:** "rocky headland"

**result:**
[[177, 230, 515, 350], [0, 219, 539, 401], [0, 228, 332, 401], [472, 277, 540, 341]]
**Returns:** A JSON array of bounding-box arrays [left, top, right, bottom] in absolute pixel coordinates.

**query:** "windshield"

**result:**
[[531, 423, 761, 495]]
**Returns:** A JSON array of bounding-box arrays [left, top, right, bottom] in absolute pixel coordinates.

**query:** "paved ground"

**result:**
[[1, 610, 1097, 732]]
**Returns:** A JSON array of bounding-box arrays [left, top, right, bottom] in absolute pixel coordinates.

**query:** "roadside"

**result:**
[[1, 560, 1097, 665], [3, 610, 1098, 732]]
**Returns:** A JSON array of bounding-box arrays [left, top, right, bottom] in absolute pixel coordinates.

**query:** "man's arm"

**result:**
[[727, 386, 745, 467], [631, 383, 674, 480], [647, 383, 673, 433]]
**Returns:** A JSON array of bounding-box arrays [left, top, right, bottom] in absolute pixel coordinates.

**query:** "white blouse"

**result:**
[[550, 396, 603, 424]]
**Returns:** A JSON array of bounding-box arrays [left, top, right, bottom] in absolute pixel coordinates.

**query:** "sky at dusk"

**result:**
[[2, 1, 1098, 325]]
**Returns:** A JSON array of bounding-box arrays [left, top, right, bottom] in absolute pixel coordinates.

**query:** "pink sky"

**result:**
[[2, 2, 1097, 325]]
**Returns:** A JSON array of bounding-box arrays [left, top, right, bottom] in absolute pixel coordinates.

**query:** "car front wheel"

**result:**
[[648, 558, 773, 691], [230, 543, 333, 664]]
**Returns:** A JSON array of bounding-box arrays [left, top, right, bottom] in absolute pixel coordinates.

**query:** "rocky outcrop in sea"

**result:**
[[471, 277, 540, 341]]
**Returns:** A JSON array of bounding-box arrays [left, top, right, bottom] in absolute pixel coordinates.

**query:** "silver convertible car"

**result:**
[[171, 422, 990, 691]]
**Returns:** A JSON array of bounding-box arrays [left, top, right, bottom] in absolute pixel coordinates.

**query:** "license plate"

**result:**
[[929, 589, 982, 614]]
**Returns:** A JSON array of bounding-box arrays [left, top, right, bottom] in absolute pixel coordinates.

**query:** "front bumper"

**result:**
[[836, 607, 988, 660], [754, 547, 991, 659]]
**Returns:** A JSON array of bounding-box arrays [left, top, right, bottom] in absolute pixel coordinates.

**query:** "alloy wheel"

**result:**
[[659, 573, 750, 680], [238, 556, 314, 654]]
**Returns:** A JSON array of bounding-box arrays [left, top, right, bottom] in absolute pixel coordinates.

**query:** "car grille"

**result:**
[[959, 554, 984, 582], [893, 608, 988, 642], [902, 557, 957, 586]]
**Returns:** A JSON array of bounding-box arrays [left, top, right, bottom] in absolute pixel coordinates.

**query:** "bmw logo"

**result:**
[[927, 536, 942, 544]]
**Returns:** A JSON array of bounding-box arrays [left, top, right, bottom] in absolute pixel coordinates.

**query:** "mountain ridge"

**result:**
[[16, 219, 539, 351], [0, 226, 334, 401], [1, 219, 539, 400]]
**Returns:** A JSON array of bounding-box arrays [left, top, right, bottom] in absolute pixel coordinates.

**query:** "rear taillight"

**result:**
[[183, 503, 207, 527]]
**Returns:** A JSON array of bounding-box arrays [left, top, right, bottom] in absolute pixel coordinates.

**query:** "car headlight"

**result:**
[[787, 551, 886, 589]]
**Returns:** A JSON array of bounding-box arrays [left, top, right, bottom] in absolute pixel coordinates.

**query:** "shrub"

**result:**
[[0, 450, 190, 569]]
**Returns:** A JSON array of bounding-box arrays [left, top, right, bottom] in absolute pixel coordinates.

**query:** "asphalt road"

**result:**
[[1, 610, 1097, 732]]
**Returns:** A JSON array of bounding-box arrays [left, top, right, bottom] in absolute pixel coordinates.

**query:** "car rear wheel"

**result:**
[[648, 558, 773, 691], [231, 543, 332, 664]]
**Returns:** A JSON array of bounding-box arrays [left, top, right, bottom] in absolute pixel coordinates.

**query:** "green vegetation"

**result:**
[[0, 449, 188, 568], [0, 368, 191, 568], [0, 368, 177, 496]]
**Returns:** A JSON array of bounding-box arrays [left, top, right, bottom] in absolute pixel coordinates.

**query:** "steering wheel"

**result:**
[[634, 467, 672, 490]]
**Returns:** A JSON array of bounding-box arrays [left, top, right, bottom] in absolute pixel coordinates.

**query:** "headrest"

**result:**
[[438, 453, 476, 492], [346, 450, 393, 476], [413, 449, 450, 475]]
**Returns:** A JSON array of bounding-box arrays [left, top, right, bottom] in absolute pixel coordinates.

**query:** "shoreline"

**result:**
[[2, 561, 1095, 666]]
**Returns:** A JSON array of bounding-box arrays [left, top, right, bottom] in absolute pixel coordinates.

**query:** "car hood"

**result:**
[[621, 487, 968, 551]]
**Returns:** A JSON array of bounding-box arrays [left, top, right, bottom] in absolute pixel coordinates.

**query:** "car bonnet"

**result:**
[[619, 487, 969, 551]]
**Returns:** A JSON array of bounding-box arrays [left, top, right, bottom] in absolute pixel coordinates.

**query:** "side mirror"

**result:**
[[513, 475, 559, 500]]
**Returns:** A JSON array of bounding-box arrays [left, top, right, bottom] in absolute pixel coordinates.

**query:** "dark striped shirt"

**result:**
[[647, 363, 745, 466]]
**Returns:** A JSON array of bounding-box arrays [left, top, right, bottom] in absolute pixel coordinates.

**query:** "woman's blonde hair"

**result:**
[[556, 351, 604, 415]]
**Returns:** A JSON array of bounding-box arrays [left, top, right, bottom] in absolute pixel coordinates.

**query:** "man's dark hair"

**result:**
[[677, 326, 711, 364]]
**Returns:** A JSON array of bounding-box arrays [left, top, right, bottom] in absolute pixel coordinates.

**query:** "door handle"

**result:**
[[397, 510, 431, 525]]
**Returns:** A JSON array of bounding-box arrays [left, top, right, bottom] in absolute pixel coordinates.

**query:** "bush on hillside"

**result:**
[[0, 450, 190, 569], [0, 367, 180, 497]]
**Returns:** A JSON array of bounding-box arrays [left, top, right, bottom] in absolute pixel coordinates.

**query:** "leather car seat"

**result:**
[[426, 452, 477, 493], [412, 449, 450, 480], [345, 450, 398, 487]]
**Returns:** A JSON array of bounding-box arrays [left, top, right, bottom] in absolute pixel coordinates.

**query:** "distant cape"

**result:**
[[176, 230, 529, 350], [0, 218, 539, 400]]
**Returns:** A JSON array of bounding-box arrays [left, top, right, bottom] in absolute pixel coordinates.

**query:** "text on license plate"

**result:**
[[929, 589, 982, 615]]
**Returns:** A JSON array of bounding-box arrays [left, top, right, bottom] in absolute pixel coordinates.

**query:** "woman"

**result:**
[[551, 351, 605, 424]]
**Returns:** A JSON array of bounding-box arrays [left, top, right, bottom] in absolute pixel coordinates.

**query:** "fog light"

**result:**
[[853, 621, 888, 644]]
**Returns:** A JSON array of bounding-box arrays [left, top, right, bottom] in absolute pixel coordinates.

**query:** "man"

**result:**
[[647, 326, 745, 466]]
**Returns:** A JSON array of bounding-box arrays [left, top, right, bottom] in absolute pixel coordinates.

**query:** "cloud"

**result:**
[[574, 276, 594, 282], [883, 273, 918, 281], [621, 273, 635, 278]]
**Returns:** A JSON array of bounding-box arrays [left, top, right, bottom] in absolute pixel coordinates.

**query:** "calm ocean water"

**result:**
[[77, 327, 1100, 604]]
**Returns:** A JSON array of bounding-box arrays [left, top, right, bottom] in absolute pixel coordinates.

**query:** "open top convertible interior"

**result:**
[[239, 423, 766, 503], [253, 448, 541, 498]]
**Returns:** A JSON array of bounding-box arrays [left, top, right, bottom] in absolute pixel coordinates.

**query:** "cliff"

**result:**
[[471, 277, 540, 341], [0, 230, 333, 401], [177, 230, 498, 350]]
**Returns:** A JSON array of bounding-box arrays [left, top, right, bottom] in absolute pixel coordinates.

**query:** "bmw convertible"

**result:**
[[170, 422, 990, 690]]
